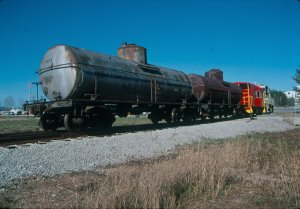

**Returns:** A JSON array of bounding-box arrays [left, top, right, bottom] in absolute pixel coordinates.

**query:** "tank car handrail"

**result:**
[[24, 99, 47, 105], [39, 63, 79, 74]]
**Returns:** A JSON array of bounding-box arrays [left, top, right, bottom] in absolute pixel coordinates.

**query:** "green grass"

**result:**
[[0, 116, 40, 133], [0, 115, 153, 134], [113, 116, 152, 126]]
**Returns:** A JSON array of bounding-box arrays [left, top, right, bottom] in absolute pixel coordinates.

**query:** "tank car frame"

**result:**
[[38, 91, 243, 132]]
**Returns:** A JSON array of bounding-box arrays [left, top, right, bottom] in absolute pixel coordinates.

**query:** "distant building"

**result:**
[[284, 86, 300, 107], [285, 91, 297, 98], [10, 109, 22, 115]]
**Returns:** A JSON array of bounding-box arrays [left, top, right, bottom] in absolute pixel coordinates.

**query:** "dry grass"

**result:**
[[282, 112, 300, 126], [1, 129, 299, 209]]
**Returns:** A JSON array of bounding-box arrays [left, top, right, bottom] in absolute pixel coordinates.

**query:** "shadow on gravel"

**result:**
[[85, 116, 241, 137], [0, 116, 247, 147]]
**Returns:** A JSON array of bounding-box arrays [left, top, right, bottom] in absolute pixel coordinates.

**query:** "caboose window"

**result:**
[[256, 91, 261, 98]]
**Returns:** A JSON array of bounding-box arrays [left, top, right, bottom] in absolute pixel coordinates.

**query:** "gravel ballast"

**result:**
[[0, 115, 295, 188]]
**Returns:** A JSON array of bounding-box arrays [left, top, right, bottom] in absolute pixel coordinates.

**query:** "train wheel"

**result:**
[[182, 114, 192, 123], [250, 113, 254, 120], [199, 108, 206, 121], [164, 109, 172, 124], [40, 115, 59, 131], [151, 117, 159, 125], [165, 118, 172, 124], [148, 110, 162, 125], [102, 113, 116, 128], [200, 115, 207, 121], [64, 114, 85, 132], [232, 108, 238, 118], [223, 112, 228, 118], [171, 108, 180, 123], [87, 108, 116, 129]]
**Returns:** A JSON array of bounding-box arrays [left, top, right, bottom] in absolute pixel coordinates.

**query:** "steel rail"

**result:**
[[0, 131, 85, 147]]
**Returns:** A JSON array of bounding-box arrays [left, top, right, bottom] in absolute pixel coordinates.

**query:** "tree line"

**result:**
[[271, 90, 295, 107], [1, 96, 25, 110]]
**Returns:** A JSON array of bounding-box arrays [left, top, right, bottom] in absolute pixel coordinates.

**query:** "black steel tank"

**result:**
[[188, 69, 241, 105], [39, 44, 192, 104]]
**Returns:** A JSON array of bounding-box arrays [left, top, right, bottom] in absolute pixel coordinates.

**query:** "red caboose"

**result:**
[[234, 82, 264, 115]]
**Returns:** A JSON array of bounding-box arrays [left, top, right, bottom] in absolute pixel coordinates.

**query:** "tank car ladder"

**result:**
[[150, 78, 157, 103]]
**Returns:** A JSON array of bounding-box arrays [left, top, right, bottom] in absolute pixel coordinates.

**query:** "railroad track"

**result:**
[[0, 123, 190, 147], [0, 131, 86, 147], [0, 116, 249, 148]]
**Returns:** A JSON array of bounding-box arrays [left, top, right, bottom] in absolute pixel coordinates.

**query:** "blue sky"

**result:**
[[0, 0, 299, 107]]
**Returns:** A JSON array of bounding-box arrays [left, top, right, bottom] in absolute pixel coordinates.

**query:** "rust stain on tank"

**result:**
[[42, 75, 53, 84]]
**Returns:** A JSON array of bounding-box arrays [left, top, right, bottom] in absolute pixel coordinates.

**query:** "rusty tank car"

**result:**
[[29, 43, 244, 131], [188, 69, 242, 120], [38, 43, 193, 131], [40, 44, 192, 103]]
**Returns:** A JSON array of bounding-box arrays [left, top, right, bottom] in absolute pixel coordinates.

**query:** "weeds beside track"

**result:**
[[1, 128, 299, 209]]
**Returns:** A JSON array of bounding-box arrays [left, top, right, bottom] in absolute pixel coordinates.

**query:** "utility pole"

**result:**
[[32, 82, 42, 101], [28, 82, 32, 102]]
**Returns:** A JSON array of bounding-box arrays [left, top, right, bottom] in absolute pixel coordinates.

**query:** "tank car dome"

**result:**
[[39, 45, 81, 101], [117, 43, 147, 64]]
